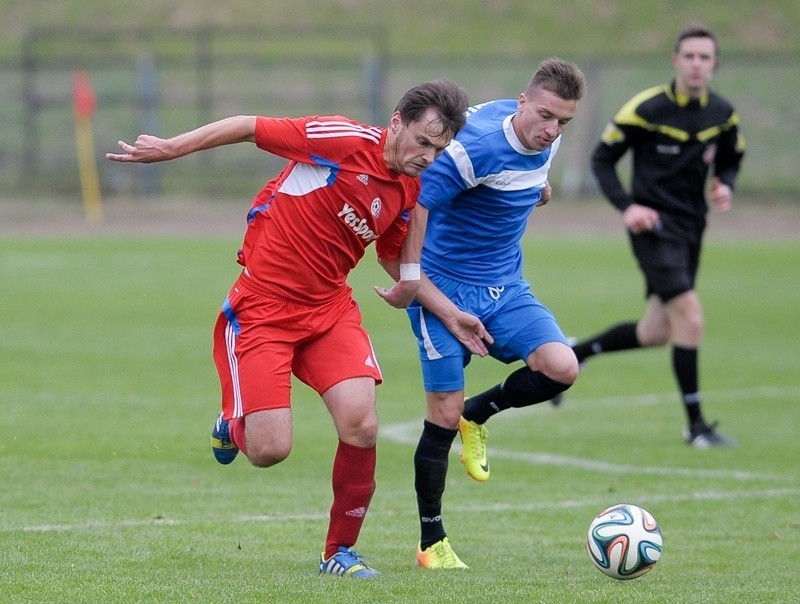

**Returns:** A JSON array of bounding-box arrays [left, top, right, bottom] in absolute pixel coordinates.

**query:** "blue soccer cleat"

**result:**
[[211, 411, 239, 464], [319, 547, 380, 578]]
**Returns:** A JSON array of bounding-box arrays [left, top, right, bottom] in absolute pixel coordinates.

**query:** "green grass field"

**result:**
[[1, 233, 798, 603]]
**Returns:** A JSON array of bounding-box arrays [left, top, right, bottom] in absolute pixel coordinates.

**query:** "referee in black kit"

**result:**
[[561, 24, 745, 448]]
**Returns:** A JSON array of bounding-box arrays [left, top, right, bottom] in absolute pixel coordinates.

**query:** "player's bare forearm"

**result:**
[[399, 204, 427, 265], [375, 256, 420, 308], [375, 256, 397, 282], [106, 115, 257, 163], [374, 280, 419, 309], [373, 204, 427, 307], [415, 275, 493, 356]]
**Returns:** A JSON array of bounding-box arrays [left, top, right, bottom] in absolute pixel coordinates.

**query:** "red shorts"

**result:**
[[212, 272, 383, 419]]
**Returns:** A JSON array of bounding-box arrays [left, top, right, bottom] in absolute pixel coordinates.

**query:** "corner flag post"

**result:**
[[73, 71, 103, 223]]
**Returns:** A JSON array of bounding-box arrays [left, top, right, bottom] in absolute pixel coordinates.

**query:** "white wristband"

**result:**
[[399, 263, 421, 281]]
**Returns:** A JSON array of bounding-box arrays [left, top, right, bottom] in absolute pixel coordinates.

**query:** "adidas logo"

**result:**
[[364, 355, 374, 368], [345, 507, 367, 518], [356, 174, 369, 185]]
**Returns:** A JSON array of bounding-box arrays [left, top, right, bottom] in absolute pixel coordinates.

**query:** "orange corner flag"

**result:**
[[73, 70, 97, 120], [73, 71, 102, 222]]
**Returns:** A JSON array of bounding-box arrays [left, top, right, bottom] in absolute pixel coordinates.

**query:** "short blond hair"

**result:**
[[525, 57, 585, 101]]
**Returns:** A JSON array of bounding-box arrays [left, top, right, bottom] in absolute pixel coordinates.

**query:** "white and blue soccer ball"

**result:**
[[587, 503, 663, 580]]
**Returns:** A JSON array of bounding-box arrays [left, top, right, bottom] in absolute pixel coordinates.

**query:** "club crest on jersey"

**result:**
[[370, 197, 382, 218]]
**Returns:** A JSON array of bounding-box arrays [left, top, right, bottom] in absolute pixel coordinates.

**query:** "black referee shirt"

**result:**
[[591, 80, 745, 220]]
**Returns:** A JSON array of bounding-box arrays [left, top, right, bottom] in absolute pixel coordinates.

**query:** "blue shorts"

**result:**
[[406, 275, 567, 392]]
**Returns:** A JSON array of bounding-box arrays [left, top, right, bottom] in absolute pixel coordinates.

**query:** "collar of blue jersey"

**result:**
[[667, 80, 709, 108]]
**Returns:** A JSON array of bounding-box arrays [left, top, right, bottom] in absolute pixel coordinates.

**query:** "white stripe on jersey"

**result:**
[[306, 120, 382, 144], [278, 162, 332, 196], [445, 139, 477, 187], [480, 164, 551, 192], [447, 136, 559, 192]]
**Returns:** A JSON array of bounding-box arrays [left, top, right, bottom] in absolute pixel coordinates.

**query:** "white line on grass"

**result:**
[[15, 513, 328, 534], [9, 486, 799, 534], [381, 419, 782, 481], [552, 384, 800, 409], [380, 385, 800, 482], [9, 386, 796, 535], [447, 486, 800, 513]]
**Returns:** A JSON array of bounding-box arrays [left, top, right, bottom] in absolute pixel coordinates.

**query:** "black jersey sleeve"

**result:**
[[713, 114, 745, 190], [590, 123, 636, 212]]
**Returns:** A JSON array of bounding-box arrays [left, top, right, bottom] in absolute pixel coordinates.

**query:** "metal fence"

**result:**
[[2, 27, 798, 201]]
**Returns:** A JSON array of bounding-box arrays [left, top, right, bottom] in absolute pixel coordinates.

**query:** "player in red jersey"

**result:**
[[107, 79, 468, 578]]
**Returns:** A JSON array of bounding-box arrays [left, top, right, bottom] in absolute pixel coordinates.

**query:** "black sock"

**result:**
[[463, 368, 571, 424], [414, 420, 457, 550], [673, 345, 703, 426], [501, 368, 571, 408], [463, 384, 507, 424], [573, 321, 640, 363]]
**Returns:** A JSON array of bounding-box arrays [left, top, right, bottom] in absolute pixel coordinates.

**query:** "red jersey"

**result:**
[[237, 115, 420, 304]]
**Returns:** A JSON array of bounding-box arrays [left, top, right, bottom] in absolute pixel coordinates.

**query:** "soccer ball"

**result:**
[[586, 503, 663, 580]]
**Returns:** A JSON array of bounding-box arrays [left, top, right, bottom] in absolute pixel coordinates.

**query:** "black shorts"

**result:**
[[628, 213, 706, 303]]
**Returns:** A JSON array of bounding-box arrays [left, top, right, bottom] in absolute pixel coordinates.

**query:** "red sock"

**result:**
[[229, 417, 248, 456], [324, 440, 376, 559]]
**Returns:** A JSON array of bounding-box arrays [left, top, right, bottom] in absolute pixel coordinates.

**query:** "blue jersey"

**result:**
[[419, 99, 561, 286]]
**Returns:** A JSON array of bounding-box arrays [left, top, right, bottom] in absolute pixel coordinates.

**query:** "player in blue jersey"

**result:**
[[402, 58, 586, 569]]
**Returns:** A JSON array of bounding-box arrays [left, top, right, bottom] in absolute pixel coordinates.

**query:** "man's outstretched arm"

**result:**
[[106, 115, 257, 163]]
